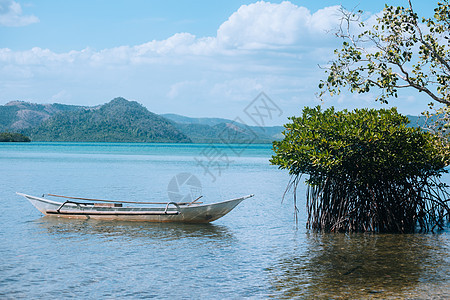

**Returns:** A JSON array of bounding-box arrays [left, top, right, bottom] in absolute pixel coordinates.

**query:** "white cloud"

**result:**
[[216, 1, 341, 49], [307, 6, 342, 34], [210, 78, 264, 101], [50, 89, 70, 102], [0, 0, 39, 27], [167, 80, 207, 99]]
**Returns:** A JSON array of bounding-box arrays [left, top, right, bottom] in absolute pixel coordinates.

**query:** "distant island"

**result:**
[[0, 132, 31, 142], [0, 97, 283, 143]]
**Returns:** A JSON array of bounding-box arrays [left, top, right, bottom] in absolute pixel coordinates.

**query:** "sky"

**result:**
[[0, 0, 440, 125]]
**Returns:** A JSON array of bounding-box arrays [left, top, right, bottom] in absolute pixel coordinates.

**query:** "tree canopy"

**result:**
[[319, 0, 450, 108], [0, 132, 31, 142], [271, 106, 450, 232]]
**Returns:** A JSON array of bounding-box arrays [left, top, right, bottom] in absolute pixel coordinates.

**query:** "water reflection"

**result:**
[[33, 216, 235, 243], [268, 233, 450, 299]]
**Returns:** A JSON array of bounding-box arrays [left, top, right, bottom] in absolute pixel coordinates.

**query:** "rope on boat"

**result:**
[[47, 193, 203, 205]]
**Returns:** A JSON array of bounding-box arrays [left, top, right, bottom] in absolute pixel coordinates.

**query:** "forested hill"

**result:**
[[162, 113, 284, 143], [0, 101, 85, 131], [26, 98, 191, 143]]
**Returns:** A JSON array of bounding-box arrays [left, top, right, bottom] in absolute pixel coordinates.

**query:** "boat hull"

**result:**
[[17, 193, 252, 223]]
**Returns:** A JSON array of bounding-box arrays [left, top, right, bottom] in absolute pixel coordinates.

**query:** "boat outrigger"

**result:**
[[17, 193, 253, 223]]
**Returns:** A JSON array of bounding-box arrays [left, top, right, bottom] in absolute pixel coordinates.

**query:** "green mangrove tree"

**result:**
[[271, 106, 450, 233]]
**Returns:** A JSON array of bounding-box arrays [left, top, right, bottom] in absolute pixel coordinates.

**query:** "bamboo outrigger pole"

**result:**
[[47, 193, 203, 205]]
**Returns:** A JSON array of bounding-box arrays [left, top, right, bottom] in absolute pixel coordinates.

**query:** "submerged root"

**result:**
[[287, 174, 449, 233]]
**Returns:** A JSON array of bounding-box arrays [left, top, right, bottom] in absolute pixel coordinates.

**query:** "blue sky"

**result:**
[[0, 0, 439, 124]]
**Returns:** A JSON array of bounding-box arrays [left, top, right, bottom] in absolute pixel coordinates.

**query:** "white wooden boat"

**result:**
[[17, 192, 253, 223]]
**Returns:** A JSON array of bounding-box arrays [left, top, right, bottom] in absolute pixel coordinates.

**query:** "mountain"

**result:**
[[161, 114, 237, 127], [162, 113, 284, 143], [0, 101, 85, 131], [26, 98, 191, 143]]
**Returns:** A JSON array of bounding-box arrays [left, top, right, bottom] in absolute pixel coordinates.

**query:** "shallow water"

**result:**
[[0, 142, 448, 299]]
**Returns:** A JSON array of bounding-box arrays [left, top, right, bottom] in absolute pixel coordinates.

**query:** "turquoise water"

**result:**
[[0, 142, 449, 299]]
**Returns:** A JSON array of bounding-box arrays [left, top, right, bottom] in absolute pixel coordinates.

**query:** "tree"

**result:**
[[0, 132, 31, 142], [319, 0, 450, 135], [271, 106, 450, 233]]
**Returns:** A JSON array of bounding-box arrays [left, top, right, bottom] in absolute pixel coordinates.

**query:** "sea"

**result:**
[[0, 142, 449, 299]]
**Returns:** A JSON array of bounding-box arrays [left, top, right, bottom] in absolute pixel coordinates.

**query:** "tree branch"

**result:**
[[393, 59, 449, 105], [409, 1, 450, 73]]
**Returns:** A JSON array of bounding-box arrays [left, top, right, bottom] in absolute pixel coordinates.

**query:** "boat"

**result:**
[[17, 192, 253, 223]]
